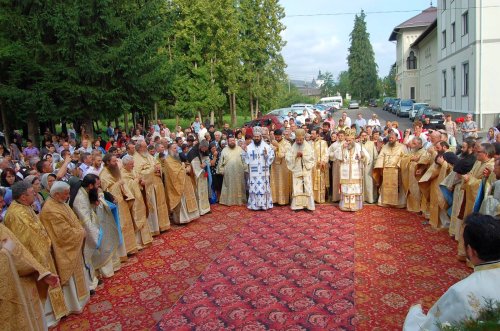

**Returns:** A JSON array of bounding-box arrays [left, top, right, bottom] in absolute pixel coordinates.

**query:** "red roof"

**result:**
[[389, 7, 437, 41]]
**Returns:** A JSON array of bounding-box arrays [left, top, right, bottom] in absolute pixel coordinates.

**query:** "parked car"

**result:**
[[382, 97, 393, 111], [348, 100, 359, 109], [266, 107, 293, 123], [396, 99, 414, 117], [409, 103, 429, 121], [368, 99, 377, 107], [244, 115, 283, 130], [388, 98, 400, 113], [414, 107, 445, 125]]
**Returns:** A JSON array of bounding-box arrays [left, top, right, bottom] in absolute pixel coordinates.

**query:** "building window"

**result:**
[[451, 22, 456, 43], [410, 87, 415, 100], [442, 30, 447, 48], [442, 70, 447, 97], [462, 63, 469, 96], [451, 67, 456, 96], [407, 51, 417, 70], [442, 0, 446, 10], [462, 11, 469, 35]]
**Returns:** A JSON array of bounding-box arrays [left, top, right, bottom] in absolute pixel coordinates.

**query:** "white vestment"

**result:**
[[242, 141, 275, 210], [286, 142, 315, 210], [404, 261, 500, 331], [333, 143, 370, 211]]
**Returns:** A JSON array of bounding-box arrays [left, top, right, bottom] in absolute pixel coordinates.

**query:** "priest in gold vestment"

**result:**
[[328, 130, 345, 202], [373, 131, 408, 208], [217, 137, 247, 206], [40, 181, 89, 314], [162, 143, 200, 224], [400, 137, 429, 213], [455, 143, 495, 261], [311, 129, 329, 203], [121, 155, 153, 248], [1, 223, 60, 331], [100, 154, 137, 255], [270, 130, 292, 205], [286, 129, 315, 211], [133, 140, 170, 234], [4, 181, 68, 327], [189, 139, 211, 215], [419, 141, 453, 228], [360, 131, 378, 203]]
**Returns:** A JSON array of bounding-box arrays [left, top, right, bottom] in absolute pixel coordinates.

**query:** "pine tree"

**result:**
[[347, 10, 378, 102]]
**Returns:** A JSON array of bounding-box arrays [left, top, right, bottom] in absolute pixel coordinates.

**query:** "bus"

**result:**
[[319, 96, 343, 105]]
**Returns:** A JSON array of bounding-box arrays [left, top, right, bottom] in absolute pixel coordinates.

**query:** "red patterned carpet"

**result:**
[[53, 205, 249, 331], [157, 205, 356, 330], [53, 204, 471, 331], [354, 206, 471, 330]]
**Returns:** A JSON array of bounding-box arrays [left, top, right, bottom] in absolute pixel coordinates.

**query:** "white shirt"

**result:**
[[368, 119, 381, 127], [404, 261, 500, 331], [198, 127, 208, 141], [342, 117, 352, 127], [83, 164, 103, 177]]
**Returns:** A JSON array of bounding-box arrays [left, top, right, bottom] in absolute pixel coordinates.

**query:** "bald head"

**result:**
[[430, 131, 441, 144]]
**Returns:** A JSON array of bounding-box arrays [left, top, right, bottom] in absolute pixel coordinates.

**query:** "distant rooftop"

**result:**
[[389, 7, 437, 41]]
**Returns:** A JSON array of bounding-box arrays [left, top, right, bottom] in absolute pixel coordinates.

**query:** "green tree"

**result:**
[[239, 0, 287, 119], [333, 71, 350, 98], [0, 0, 171, 142], [382, 63, 397, 97], [347, 10, 378, 102], [320, 71, 335, 97]]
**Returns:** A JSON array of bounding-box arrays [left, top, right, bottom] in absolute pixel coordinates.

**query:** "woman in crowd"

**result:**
[[23, 175, 44, 213], [484, 127, 499, 144], [209, 142, 223, 202], [40, 173, 57, 200]]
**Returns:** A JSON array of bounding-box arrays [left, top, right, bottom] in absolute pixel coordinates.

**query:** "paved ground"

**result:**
[[332, 106, 413, 132]]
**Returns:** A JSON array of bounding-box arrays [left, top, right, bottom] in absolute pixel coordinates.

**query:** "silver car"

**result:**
[[409, 103, 429, 121], [348, 100, 359, 109]]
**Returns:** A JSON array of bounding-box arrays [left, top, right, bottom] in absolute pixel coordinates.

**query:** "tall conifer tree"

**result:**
[[347, 10, 378, 102]]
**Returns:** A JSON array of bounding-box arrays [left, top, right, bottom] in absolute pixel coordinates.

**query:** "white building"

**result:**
[[411, 20, 439, 106], [437, 0, 500, 129], [389, 7, 437, 101], [391, 1, 500, 129]]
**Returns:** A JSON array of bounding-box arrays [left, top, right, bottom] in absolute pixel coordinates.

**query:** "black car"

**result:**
[[387, 98, 401, 114], [368, 99, 377, 107], [382, 97, 393, 111], [414, 107, 445, 125]]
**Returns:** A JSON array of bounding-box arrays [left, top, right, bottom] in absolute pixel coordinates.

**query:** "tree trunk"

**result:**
[[250, 91, 254, 120], [176, 115, 180, 128], [231, 93, 237, 127], [114, 117, 119, 129], [154, 102, 158, 122], [81, 117, 94, 140], [124, 112, 129, 134], [255, 98, 259, 118], [26, 112, 39, 146], [210, 110, 215, 126], [0, 100, 11, 146]]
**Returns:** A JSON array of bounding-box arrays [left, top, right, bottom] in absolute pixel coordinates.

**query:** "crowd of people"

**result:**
[[1, 110, 500, 330]]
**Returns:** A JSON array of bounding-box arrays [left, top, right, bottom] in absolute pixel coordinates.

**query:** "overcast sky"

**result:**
[[281, 0, 434, 82]]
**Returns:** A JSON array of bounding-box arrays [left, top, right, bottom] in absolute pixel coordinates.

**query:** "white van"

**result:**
[[319, 96, 343, 105]]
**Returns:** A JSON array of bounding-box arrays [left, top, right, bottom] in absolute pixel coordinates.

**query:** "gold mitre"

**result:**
[[344, 128, 356, 138], [295, 129, 306, 138]]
